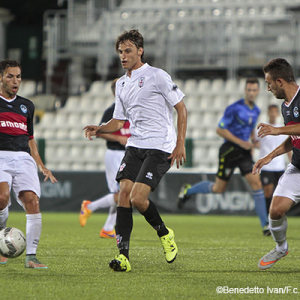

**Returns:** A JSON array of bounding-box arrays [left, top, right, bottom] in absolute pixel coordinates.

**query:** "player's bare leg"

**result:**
[[0, 182, 10, 264], [245, 173, 269, 235], [19, 191, 47, 269], [178, 177, 227, 208], [263, 183, 275, 213], [132, 182, 178, 264], [258, 196, 293, 269]]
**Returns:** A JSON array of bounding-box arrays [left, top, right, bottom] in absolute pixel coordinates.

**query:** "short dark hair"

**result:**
[[115, 29, 144, 61], [0, 60, 21, 75], [245, 77, 259, 86], [268, 104, 279, 111], [263, 58, 295, 82]]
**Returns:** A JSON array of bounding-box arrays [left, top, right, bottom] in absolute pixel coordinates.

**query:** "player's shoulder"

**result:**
[[16, 95, 35, 109], [150, 65, 170, 78], [115, 76, 126, 88], [226, 99, 243, 110]]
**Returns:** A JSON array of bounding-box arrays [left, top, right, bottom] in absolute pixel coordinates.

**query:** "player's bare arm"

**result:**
[[252, 137, 292, 174], [84, 118, 125, 140], [216, 127, 252, 150], [168, 100, 187, 168], [28, 139, 57, 183], [258, 122, 300, 138]]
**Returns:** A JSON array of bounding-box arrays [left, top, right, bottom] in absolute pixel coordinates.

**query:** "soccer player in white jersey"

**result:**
[[253, 58, 300, 270], [79, 79, 130, 239], [255, 104, 291, 213], [0, 60, 57, 268], [84, 30, 187, 272]]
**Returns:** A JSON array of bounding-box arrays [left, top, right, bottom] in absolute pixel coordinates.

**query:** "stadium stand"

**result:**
[[37, 0, 297, 171]]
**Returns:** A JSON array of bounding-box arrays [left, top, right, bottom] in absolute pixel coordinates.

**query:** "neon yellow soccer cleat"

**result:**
[[160, 227, 178, 263], [109, 254, 131, 272]]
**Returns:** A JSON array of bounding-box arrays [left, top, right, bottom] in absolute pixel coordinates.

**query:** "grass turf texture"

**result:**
[[1, 213, 300, 300]]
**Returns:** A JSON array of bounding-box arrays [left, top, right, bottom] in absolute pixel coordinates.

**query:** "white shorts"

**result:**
[[0, 151, 41, 208], [273, 163, 300, 203], [104, 149, 125, 193]]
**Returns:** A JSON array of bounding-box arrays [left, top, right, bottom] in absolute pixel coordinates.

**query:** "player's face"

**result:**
[[118, 40, 143, 72], [244, 83, 259, 104], [265, 73, 286, 99], [0, 67, 21, 99]]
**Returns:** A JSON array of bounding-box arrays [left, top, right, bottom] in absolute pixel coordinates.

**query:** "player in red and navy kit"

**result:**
[[254, 58, 300, 270], [0, 60, 57, 268], [79, 79, 131, 238]]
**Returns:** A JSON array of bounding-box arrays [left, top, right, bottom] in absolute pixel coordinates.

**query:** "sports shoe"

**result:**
[[25, 255, 48, 269], [177, 184, 191, 209], [160, 227, 178, 263], [79, 200, 92, 227], [262, 225, 271, 236], [100, 229, 116, 239], [109, 254, 131, 272], [258, 248, 288, 270], [0, 256, 8, 264]]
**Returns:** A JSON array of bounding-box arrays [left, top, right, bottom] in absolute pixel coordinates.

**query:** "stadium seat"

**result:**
[[64, 96, 81, 112], [197, 79, 211, 95], [70, 162, 84, 171], [210, 79, 224, 95], [43, 129, 56, 140], [184, 79, 198, 96], [55, 129, 70, 140], [89, 81, 105, 96]]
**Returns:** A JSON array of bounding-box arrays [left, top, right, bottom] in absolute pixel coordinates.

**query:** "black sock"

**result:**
[[141, 200, 168, 237], [115, 207, 133, 259], [266, 197, 272, 214]]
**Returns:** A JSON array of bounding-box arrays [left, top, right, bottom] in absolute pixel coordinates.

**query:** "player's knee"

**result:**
[[0, 191, 9, 210], [269, 205, 285, 219], [251, 181, 262, 191], [129, 190, 140, 208], [20, 192, 40, 214], [212, 185, 226, 193], [118, 188, 131, 206]]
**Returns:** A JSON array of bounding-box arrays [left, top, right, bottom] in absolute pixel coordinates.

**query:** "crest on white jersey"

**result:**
[[138, 77, 145, 88]]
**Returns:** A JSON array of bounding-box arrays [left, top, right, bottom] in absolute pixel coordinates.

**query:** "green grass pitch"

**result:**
[[1, 212, 300, 300]]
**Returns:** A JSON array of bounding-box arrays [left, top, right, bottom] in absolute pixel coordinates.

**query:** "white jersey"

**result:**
[[113, 63, 184, 153], [256, 123, 287, 171]]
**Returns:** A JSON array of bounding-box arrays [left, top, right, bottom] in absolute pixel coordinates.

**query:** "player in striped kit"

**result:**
[[254, 58, 300, 269], [0, 60, 57, 268]]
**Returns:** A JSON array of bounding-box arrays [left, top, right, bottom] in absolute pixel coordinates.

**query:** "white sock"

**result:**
[[87, 194, 115, 212], [26, 213, 42, 255], [0, 206, 9, 230], [103, 206, 117, 231], [269, 215, 288, 253]]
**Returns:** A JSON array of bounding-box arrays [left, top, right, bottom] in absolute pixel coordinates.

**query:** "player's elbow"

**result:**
[[216, 127, 223, 137]]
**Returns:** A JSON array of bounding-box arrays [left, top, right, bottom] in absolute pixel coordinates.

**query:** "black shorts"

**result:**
[[260, 170, 284, 187], [217, 142, 253, 181], [116, 146, 171, 191]]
